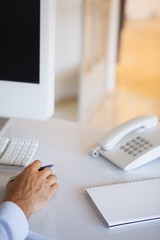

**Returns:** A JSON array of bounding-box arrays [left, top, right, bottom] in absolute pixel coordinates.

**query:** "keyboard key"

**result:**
[[0, 137, 39, 167]]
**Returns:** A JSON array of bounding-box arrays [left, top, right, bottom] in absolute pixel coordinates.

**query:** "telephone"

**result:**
[[91, 114, 160, 171]]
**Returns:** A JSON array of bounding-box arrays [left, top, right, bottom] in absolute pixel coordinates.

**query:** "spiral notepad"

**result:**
[[85, 177, 160, 227]]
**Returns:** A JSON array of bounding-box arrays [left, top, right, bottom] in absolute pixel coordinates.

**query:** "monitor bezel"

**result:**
[[0, 0, 55, 120]]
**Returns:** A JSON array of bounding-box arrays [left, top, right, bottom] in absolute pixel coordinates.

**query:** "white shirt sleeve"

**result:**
[[0, 201, 29, 240]]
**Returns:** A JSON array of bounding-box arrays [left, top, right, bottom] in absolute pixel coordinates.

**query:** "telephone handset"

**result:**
[[92, 115, 160, 170]]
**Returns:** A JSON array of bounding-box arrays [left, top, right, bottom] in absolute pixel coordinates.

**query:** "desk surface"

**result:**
[[1, 118, 160, 240]]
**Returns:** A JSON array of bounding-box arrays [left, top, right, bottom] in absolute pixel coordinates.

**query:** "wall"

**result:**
[[55, 0, 82, 102], [78, 0, 110, 121], [125, 0, 160, 19], [55, 0, 120, 106]]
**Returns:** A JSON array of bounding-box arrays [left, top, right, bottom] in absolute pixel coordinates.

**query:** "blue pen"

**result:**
[[9, 164, 54, 181], [38, 164, 54, 171]]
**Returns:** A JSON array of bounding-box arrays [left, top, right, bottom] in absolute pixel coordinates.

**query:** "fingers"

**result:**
[[47, 174, 57, 186], [23, 160, 59, 192], [40, 167, 53, 178], [46, 173, 59, 196], [25, 160, 42, 173], [25, 161, 55, 176], [49, 182, 59, 196]]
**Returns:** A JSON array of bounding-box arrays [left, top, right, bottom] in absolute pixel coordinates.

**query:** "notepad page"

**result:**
[[86, 178, 160, 227]]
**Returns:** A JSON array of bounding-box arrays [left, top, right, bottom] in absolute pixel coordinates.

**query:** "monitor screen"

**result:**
[[0, 0, 40, 84], [0, 0, 55, 120]]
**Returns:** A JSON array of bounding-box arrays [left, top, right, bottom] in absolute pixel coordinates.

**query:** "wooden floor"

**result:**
[[88, 18, 160, 129], [55, 18, 160, 130]]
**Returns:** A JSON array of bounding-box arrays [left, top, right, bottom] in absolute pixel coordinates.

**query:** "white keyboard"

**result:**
[[0, 137, 39, 168]]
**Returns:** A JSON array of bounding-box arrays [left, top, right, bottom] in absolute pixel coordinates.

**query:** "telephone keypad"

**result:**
[[120, 136, 153, 157]]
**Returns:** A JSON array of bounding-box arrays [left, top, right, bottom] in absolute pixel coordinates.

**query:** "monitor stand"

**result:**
[[0, 117, 10, 135]]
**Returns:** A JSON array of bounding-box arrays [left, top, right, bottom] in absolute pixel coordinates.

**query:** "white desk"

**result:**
[[1, 118, 160, 240]]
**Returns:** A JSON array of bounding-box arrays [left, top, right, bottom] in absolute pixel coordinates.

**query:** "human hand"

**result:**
[[4, 160, 59, 218]]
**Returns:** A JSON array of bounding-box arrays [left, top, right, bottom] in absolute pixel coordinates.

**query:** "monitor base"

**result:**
[[0, 118, 10, 135]]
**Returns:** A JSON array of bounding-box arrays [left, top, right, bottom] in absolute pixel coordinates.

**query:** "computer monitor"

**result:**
[[0, 0, 56, 121]]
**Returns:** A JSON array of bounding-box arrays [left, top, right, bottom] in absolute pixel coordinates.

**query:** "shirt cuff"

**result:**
[[0, 201, 29, 239]]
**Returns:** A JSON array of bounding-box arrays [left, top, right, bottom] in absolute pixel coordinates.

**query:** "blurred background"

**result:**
[[54, 0, 160, 130]]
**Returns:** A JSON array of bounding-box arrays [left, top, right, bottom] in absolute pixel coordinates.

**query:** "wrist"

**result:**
[[6, 199, 32, 218]]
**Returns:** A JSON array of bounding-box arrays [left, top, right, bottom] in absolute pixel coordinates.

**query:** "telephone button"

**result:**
[[134, 147, 139, 151], [130, 145, 135, 149], [128, 151, 133, 154], [133, 153, 138, 157], [139, 144, 144, 148], [126, 142, 131, 146], [124, 148, 129, 152], [120, 145, 125, 149], [135, 141, 140, 145], [136, 136, 141, 140], [140, 138, 145, 142]]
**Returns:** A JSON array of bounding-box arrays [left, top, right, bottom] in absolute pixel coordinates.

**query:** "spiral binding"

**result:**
[[86, 176, 160, 189]]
